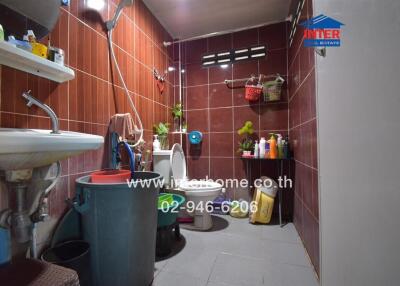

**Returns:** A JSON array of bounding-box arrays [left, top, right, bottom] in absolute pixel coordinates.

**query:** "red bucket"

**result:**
[[90, 170, 132, 183]]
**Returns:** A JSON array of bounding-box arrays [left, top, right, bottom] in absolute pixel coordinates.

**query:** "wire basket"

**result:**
[[245, 76, 263, 102], [262, 76, 285, 102]]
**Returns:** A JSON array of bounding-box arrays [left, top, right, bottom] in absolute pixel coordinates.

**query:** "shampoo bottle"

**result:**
[[259, 137, 266, 158], [269, 134, 277, 159], [277, 135, 284, 159], [254, 140, 259, 158], [153, 135, 160, 151]]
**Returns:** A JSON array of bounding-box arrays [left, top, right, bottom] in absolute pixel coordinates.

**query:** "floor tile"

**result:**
[[261, 223, 302, 244], [208, 253, 275, 286], [279, 264, 319, 286], [161, 247, 218, 281], [158, 216, 319, 286], [152, 271, 207, 286]]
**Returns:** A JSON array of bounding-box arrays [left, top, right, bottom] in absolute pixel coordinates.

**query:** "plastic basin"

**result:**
[[157, 194, 185, 228], [90, 169, 131, 183]]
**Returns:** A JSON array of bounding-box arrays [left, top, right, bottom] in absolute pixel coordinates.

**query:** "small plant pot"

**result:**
[[242, 151, 252, 157], [159, 134, 169, 150]]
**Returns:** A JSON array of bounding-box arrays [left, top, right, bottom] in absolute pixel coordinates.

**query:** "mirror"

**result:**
[[0, 0, 61, 40]]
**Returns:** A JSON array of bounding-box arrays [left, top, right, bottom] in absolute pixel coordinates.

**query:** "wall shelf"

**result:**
[[0, 41, 75, 83]]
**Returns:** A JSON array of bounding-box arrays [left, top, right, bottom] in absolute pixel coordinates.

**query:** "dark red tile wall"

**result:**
[[288, 0, 319, 276], [181, 22, 291, 207], [0, 0, 174, 248]]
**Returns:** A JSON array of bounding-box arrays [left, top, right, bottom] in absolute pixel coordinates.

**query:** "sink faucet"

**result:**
[[22, 90, 60, 134]]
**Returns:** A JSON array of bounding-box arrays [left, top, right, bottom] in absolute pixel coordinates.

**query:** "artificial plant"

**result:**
[[237, 121, 255, 154], [172, 103, 183, 119], [153, 122, 170, 136], [153, 122, 170, 149]]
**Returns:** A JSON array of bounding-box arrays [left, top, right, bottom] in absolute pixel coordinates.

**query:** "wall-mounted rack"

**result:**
[[0, 41, 75, 83], [224, 73, 283, 89]]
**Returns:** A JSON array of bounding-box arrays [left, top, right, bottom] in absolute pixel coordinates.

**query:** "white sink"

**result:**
[[0, 128, 104, 171]]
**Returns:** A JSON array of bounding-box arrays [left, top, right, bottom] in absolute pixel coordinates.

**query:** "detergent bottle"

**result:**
[[269, 134, 277, 159]]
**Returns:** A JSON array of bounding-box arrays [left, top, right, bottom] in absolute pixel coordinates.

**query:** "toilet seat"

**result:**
[[170, 144, 187, 187], [170, 144, 222, 192], [180, 180, 222, 191]]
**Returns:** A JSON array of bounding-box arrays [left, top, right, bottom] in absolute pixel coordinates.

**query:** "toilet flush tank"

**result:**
[[153, 150, 172, 187]]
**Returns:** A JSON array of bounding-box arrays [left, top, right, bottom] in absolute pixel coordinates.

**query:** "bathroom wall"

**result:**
[[0, 0, 175, 254], [288, 0, 319, 275], [181, 23, 291, 208]]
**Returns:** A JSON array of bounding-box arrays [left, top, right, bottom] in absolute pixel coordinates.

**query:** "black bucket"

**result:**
[[41, 240, 92, 286]]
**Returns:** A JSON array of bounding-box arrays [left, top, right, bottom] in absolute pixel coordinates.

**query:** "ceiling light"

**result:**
[[220, 64, 229, 69]]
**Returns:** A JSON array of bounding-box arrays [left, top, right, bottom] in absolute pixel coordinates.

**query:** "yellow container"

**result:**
[[249, 188, 275, 224], [31, 43, 48, 58]]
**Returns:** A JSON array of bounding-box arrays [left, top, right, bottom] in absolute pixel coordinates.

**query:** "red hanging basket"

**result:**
[[244, 78, 262, 102]]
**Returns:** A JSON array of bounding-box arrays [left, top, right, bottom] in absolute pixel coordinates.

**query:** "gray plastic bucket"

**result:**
[[74, 171, 162, 286]]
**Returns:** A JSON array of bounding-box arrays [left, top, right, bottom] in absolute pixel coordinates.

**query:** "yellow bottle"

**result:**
[[269, 134, 277, 159]]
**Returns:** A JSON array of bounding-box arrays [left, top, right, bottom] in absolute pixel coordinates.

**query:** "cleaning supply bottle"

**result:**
[[277, 135, 284, 159], [153, 135, 160, 151], [283, 136, 290, 159], [254, 140, 259, 158], [0, 24, 4, 42], [259, 137, 266, 158], [269, 134, 277, 159]]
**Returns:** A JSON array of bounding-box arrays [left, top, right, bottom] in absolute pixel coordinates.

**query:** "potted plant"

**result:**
[[153, 122, 170, 150], [172, 103, 183, 132], [237, 121, 255, 157]]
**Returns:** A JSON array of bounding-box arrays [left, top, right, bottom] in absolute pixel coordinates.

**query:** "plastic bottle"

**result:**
[[0, 25, 4, 42], [277, 135, 284, 159], [153, 135, 160, 151], [259, 137, 266, 158], [269, 134, 277, 159], [254, 140, 259, 158], [283, 136, 290, 159]]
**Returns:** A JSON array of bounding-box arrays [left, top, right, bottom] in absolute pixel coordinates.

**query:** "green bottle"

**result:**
[[0, 24, 4, 41]]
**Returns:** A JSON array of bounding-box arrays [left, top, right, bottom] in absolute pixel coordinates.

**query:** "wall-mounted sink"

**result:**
[[0, 128, 104, 171]]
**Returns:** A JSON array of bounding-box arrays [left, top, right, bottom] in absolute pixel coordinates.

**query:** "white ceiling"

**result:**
[[143, 0, 292, 39]]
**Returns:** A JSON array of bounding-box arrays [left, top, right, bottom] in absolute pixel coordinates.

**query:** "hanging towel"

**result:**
[[109, 113, 140, 140]]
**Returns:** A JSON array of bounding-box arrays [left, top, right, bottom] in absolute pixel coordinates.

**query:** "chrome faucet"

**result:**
[[21, 90, 60, 134]]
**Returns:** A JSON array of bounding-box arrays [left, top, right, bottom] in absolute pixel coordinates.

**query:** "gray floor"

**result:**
[[152, 215, 319, 286]]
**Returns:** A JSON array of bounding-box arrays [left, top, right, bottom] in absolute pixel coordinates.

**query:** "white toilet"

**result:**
[[153, 143, 222, 230]]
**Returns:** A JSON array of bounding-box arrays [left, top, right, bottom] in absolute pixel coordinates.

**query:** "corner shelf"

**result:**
[[0, 41, 75, 83], [241, 157, 292, 160]]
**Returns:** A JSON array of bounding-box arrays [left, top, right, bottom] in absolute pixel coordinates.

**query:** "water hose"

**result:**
[[117, 141, 135, 178], [108, 28, 143, 148]]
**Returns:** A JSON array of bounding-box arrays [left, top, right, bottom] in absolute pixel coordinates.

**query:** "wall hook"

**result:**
[[315, 47, 327, 57]]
